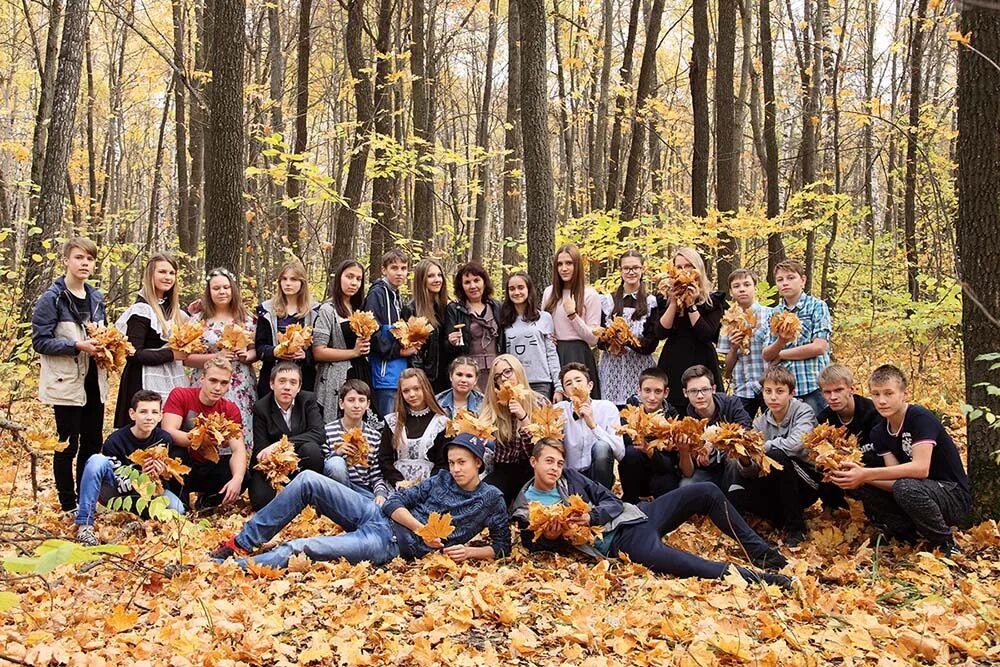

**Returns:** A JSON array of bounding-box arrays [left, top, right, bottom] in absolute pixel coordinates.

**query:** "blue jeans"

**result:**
[[580, 440, 615, 491], [233, 470, 398, 568], [75, 454, 185, 526], [373, 390, 397, 418], [322, 456, 375, 500], [798, 388, 827, 416]]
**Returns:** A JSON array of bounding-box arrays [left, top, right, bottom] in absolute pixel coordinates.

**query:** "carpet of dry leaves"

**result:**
[[2, 371, 999, 665]]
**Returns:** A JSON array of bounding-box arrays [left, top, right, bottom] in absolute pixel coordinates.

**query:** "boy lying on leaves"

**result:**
[[210, 433, 510, 569], [510, 438, 793, 589]]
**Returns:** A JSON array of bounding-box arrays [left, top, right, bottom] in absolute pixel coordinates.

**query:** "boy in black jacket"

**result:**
[[511, 439, 791, 587], [31, 237, 109, 511], [365, 248, 417, 417], [618, 368, 680, 502]]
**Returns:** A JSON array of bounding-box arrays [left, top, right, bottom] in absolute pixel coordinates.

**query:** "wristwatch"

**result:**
[[685, 305, 698, 313]]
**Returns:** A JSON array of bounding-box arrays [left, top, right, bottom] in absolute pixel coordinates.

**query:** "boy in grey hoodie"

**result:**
[[726, 366, 822, 546]]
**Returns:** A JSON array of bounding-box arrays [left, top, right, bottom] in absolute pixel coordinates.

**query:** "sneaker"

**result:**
[[784, 527, 808, 547], [750, 547, 789, 570], [76, 525, 99, 547], [209, 536, 249, 561], [938, 539, 962, 558]]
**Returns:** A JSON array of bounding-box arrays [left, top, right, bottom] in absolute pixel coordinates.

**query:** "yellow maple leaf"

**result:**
[[24, 430, 68, 453], [415, 512, 454, 543], [187, 412, 242, 464], [85, 323, 135, 373], [217, 322, 252, 351], [129, 445, 191, 494], [105, 604, 139, 633], [168, 321, 208, 354], [445, 409, 496, 440], [390, 316, 433, 350], [770, 311, 802, 341], [347, 310, 379, 339], [245, 559, 284, 579], [524, 403, 567, 443], [254, 435, 300, 490], [594, 316, 642, 357], [273, 323, 313, 357], [497, 380, 530, 404], [340, 427, 370, 467]]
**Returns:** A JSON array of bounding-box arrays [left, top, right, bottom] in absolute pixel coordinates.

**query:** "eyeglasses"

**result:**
[[621, 266, 643, 274], [684, 388, 714, 397], [497, 366, 515, 379]]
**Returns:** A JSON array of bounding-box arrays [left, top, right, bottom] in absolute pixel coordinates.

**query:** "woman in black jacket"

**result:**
[[444, 261, 504, 393], [408, 258, 449, 393]]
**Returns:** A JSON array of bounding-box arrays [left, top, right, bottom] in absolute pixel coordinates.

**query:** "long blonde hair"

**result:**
[[202, 267, 248, 323], [478, 354, 543, 445], [412, 259, 448, 327], [272, 260, 313, 317], [674, 247, 714, 307], [544, 243, 588, 317], [140, 253, 183, 334], [392, 368, 446, 451]]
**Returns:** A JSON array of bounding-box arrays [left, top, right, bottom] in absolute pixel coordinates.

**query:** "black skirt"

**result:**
[[556, 339, 600, 399]]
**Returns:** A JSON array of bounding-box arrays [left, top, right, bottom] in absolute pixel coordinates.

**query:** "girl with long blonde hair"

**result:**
[[255, 260, 319, 397]]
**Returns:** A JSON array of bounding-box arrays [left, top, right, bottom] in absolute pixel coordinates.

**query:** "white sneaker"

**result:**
[[76, 525, 99, 547]]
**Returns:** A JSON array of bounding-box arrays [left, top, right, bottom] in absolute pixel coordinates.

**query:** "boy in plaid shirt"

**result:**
[[718, 269, 772, 418], [761, 259, 832, 415]]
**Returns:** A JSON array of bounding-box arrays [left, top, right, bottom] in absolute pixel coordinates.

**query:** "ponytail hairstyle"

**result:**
[[140, 253, 183, 334], [544, 243, 587, 317], [613, 249, 649, 321]]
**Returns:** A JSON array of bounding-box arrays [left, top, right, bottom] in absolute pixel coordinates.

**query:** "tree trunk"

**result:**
[[517, 0, 556, 288], [21, 0, 87, 319], [185, 0, 208, 262], [472, 0, 499, 261], [285, 0, 311, 256], [605, 0, 640, 211], [84, 26, 99, 228], [148, 83, 172, 249], [172, 0, 189, 253], [370, 0, 399, 271], [552, 7, 577, 220], [330, 0, 374, 272], [819, 0, 849, 305], [759, 0, 784, 283], [902, 0, 928, 302], [266, 3, 285, 240], [27, 0, 64, 223], [690, 0, 709, 218], [502, 0, 523, 270], [619, 0, 665, 223], [956, 0, 1000, 521], [715, 0, 739, 288], [411, 0, 434, 247], [203, 0, 246, 274], [590, 0, 613, 211]]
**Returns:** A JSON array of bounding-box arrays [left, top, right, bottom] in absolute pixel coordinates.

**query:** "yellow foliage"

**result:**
[[254, 436, 300, 491], [85, 323, 134, 373], [274, 324, 314, 357]]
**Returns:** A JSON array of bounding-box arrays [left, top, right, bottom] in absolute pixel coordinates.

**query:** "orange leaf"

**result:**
[[348, 311, 379, 340], [169, 321, 208, 354], [254, 435, 300, 490], [106, 604, 139, 633], [217, 322, 252, 351], [187, 412, 242, 464], [415, 512, 455, 542], [720, 305, 757, 354], [770, 311, 802, 341], [340, 427, 370, 467], [246, 559, 284, 579], [524, 404, 567, 443], [497, 380, 530, 404], [129, 444, 191, 494], [445, 409, 496, 440], [274, 323, 314, 357], [390, 316, 434, 350], [85, 323, 135, 373], [594, 316, 642, 357], [804, 423, 862, 480]]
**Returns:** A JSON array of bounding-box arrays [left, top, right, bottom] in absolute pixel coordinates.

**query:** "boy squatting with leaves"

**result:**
[[74, 390, 185, 546], [510, 438, 792, 588], [830, 365, 970, 556], [209, 433, 510, 568]]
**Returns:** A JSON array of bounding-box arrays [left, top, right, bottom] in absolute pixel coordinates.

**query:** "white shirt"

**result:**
[[278, 400, 295, 429], [556, 399, 625, 471]]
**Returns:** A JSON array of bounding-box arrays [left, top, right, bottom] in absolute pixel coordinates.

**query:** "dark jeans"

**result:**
[[618, 446, 680, 503], [738, 394, 764, 420], [248, 440, 326, 511], [52, 370, 104, 510], [169, 446, 235, 508], [850, 479, 970, 545], [611, 483, 773, 579], [725, 450, 821, 532], [484, 461, 534, 508], [373, 390, 396, 418]]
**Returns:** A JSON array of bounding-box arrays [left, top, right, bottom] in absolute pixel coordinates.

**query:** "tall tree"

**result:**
[[411, 0, 434, 246], [172, 0, 190, 255], [690, 0, 709, 218], [956, 4, 1000, 520], [370, 0, 399, 272], [26, 0, 63, 223], [517, 0, 556, 287], [21, 0, 87, 318], [759, 0, 785, 282], [471, 0, 498, 261], [605, 0, 641, 212], [185, 0, 208, 261], [203, 0, 247, 274], [902, 0, 929, 302], [285, 0, 312, 256], [714, 0, 739, 287], [589, 0, 613, 211], [502, 0, 523, 270]]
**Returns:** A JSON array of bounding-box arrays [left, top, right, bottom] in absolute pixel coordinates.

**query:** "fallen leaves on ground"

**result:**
[[254, 436, 300, 490], [348, 311, 379, 340], [391, 316, 434, 350], [720, 305, 758, 353], [168, 321, 208, 354], [85, 323, 134, 372], [416, 512, 455, 542], [340, 427, 370, 467], [273, 324, 313, 357], [594, 317, 641, 357], [128, 445, 191, 494], [805, 423, 863, 480], [217, 323, 252, 352], [187, 412, 241, 464], [770, 311, 802, 341], [525, 404, 567, 443], [704, 422, 784, 475]]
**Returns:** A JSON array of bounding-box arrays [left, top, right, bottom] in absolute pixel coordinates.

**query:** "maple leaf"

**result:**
[[652, 266, 679, 298], [527, 495, 603, 546], [340, 427, 370, 467], [567, 384, 591, 412], [168, 321, 208, 354], [497, 380, 530, 404], [524, 403, 567, 443], [217, 322, 251, 351], [85, 323, 134, 373], [617, 406, 672, 453], [273, 323, 314, 357], [662, 417, 710, 458], [129, 444, 191, 494], [770, 311, 802, 341], [254, 435, 300, 490], [416, 512, 455, 542], [663, 268, 700, 308], [187, 412, 242, 464], [24, 430, 68, 453], [445, 409, 496, 440], [595, 316, 641, 357], [105, 604, 139, 633], [347, 310, 379, 340], [804, 423, 862, 480], [720, 305, 757, 354], [245, 559, 284, 579], [390, 316, 434, 350], [703, 422, 783, 475]]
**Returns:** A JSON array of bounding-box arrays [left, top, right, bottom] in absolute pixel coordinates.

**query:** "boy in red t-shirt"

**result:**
[[162, 357, 246, 508]]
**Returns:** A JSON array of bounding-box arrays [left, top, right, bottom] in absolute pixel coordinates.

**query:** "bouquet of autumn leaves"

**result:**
[[187, 412, 241, 463], [652, 265, 701, 308], [274, 324, 314, 357], [338, 427, 370, 467], [169, 321, 208, 354], [527, 494, 604, 546], [85, 323, 134, 373], [770, 311, 802, 341], [128, 445, 191, 495], [703, 422, 784, 475], [391, 316, 434, 350], [593, 317, 641, 357], [616, 408, 711, 459], [720, 305, 758, 354], [254, 435, 300, 490], [445, 410, 497, 440], [804, 424, 862, 481]]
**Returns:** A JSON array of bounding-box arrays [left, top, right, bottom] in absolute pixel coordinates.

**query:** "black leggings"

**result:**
[[52, 368, 104, 510], [484, 461, 533, 508]]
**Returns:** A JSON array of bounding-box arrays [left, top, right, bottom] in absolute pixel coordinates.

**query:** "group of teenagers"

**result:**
[[30, 237, 971, 588]]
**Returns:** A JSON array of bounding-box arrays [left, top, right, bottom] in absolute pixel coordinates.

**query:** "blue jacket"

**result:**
[[31, 277, 109, 406], [382, 470, 510, 559], [365, 279, 410, 390], [434, 388, 485, 418]]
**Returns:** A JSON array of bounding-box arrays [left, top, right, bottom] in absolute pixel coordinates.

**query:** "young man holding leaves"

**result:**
[[555, 363, 625, 490], [365, 248, 418, 417], [618, 367, 681, 502], [717, 269, 772, 418]]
